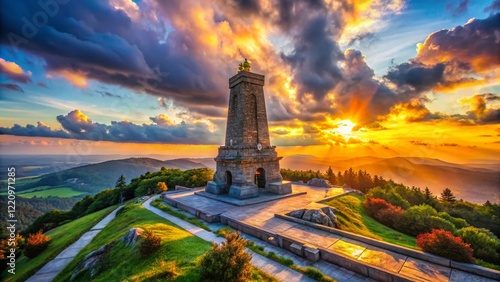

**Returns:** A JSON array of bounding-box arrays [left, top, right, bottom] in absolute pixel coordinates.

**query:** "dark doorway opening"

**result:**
[[226, 171, 232, 187], [255, 168, 266, 188]]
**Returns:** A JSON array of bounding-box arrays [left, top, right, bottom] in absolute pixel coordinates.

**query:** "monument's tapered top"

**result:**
[[229, 70, 265, 88]]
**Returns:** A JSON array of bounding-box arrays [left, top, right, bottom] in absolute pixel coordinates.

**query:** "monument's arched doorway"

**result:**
[[255, 168, 266, 188], [226, 171, 232, 187]]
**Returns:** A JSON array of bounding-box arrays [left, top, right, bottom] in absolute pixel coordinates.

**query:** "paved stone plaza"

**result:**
[[165, 184, 499, 282]]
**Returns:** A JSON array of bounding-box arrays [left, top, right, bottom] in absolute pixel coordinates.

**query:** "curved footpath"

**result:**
[[143, 195, 317, 282], [26, 206, 123, 282]]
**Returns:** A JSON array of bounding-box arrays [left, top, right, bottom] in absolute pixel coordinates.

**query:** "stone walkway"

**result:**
[[26, 206, 123, 282], [165, 185, 499, 282], [143, 196, 315, 282]]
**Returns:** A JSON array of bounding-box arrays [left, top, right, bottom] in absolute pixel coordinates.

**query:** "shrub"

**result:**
[[154, 182, 168, 194], [427, 216, 456, 233], [24, 231, 51, 258], [397, 204, 439, 236], [366, 187, 410, 209], [417, 229, 474, 263], [139, 230, 161, 258], [376, 206, 404, 227], [304, 267, 324, 280], [437, 212, 469, 229], [456, 226, 500, 264], [25, 210, 74, 234], [199, 231, 252, 282], [364, 198, 394, 217]]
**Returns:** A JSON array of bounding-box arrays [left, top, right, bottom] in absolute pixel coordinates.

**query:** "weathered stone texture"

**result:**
[[307, 178, 332, 188], [287, 207, 339, 228], [206, 70, 291, 199]]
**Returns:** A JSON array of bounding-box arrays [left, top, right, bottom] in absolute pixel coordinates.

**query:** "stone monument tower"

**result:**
[[206, 59, 292, 199]]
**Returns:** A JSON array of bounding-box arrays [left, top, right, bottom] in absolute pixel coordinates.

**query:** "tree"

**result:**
[[326, 166, 335, 185], [440, 188, 456, 204], [155, 182, 168, 194], [337, 171, 344, 186], [115, 175, 126, 204], [424, 187, 432, 199]]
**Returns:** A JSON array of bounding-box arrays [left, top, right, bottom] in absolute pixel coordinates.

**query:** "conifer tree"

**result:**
[[440, 188, 456, 204]]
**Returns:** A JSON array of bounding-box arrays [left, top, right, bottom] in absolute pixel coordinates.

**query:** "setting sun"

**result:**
[[334, 119, 356, 138]]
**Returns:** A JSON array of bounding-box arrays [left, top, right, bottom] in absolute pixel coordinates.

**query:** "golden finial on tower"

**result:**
[[238, 58, 251, 72], [242, 58, 251, 72]]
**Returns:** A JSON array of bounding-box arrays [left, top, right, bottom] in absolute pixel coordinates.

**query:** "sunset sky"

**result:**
[[0, 0, 499, 162]]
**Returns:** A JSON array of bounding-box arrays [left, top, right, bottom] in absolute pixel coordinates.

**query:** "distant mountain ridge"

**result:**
[[20, 157, 208, 194], [280, 155, 500, 204]]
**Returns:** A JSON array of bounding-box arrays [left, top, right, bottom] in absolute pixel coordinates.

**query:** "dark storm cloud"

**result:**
[[416, 13, 500, 73], [0, 110, 221, 144], [385, 62, 445, 92], [2, 122, 69, 138], [0, 0, 228, 113], [0, 83, 24, 92], [335, 49, 402, 124], [281, 12, 344, 102], [233, 0, 261, 14], [384, 13, 500, 116]]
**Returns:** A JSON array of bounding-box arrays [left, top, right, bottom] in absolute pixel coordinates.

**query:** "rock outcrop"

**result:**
[[307, 178, 332, 188], [70, 242, 114, 281], [287, 206, 339, 228], [121, 227, 144, 247]]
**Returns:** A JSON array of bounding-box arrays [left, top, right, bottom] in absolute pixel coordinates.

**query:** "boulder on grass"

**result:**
[[307, 178, 332, 188], [70, 242, 114, 281], [121, 227, 144, 247]]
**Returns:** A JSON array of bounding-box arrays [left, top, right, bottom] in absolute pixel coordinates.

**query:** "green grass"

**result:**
[[1, 205, 117, 282], [323, 194, 417, 249], [151, 198, 211, 231], [54, 204, 273, 281], [0, 176, 40, 190], [0, 185, 52, 196], [17, 187, 87, 198]]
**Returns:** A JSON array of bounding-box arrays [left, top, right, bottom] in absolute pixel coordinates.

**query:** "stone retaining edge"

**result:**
[[278, 232, 413, 282], [275, 213, 500, 280]]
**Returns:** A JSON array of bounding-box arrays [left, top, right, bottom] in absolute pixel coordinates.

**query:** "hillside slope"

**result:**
[[20, 158, 207, 194], [280, 155, 499, 204]]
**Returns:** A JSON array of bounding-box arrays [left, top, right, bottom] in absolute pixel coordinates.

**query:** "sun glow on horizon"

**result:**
[[332, 119, 357, 140]]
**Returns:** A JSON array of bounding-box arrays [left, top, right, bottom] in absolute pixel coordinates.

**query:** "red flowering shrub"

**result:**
[[364, 198, 404, 229], [417, 229, 474, 263], [376, 206, 404, 227], [364, 198, 394, 216]]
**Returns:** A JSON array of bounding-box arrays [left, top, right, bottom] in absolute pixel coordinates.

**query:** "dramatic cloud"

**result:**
[[416, 13, 500, 73], [0, 58, 31, 83], [386, 13, 499, 92], [0, 83, 24, 92], [459, 93, 500, 124], [0, 109, 222, 144], [0, 0, 498, 147], [385, 99, 443, 123], [0, 0, 404, 125]]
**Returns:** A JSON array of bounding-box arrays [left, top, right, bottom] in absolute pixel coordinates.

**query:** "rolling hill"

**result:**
[[279, 155, 500, 204], [19, 157, 208, 194]]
